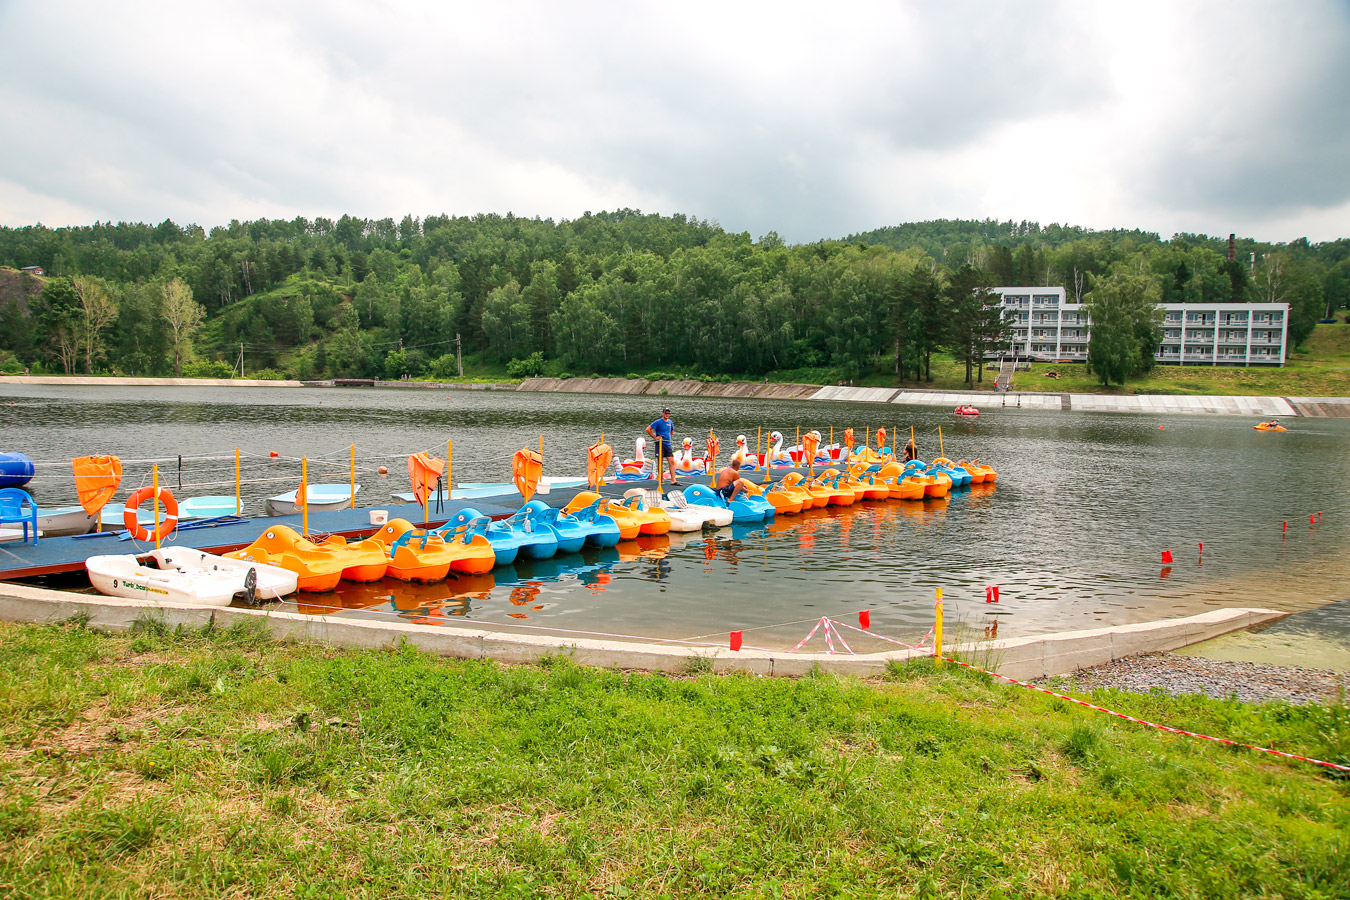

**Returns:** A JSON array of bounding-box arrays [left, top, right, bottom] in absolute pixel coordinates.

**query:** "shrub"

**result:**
[[428, 353, 460, 379], [505, 352, 546, 378], [251, 368, 286, 381], [181, 360, 234, 379]]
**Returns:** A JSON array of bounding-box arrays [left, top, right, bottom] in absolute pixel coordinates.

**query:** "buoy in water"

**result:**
[[378, 466, 388, 475], [269, 451, 279, 458]]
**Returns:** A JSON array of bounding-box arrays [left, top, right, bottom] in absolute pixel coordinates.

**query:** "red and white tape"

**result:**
[[940, 654, 1350, 773]]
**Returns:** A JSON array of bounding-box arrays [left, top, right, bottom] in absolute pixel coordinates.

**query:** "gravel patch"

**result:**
[[1043, 653, 1347, 705]]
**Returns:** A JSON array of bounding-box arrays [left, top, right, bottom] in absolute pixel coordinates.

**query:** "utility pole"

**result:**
[[456, 333, 463, 377]]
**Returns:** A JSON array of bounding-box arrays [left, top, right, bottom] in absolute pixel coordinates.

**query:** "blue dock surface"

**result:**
[[0, 474, 766, 580]]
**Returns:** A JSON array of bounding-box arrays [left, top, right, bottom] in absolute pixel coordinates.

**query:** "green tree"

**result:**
[[1084, 272, 1163, 386], [71, 275, 118, 373], [32, 278, 82, 374], [161, 278, 205, 375]]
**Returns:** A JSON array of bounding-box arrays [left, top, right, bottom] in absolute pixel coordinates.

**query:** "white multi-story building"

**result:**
[[993, 287, 1288, 366]]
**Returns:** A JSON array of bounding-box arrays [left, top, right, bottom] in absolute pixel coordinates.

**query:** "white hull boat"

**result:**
[[37, 505, 98, 537], [663, 489, 734, 528], [266, 484, 360, 516], [625, 489, 727, 532], [86, 548, 299, 607]]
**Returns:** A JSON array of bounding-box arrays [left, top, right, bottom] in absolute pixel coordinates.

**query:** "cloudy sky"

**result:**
[[1, 0, 1347, 245]]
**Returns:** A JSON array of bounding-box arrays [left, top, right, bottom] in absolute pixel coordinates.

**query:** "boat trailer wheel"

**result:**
[[243, 566, 258, 606]]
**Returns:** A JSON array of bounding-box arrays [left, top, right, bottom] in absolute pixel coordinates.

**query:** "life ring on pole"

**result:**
[[123, 486, 178, 542]]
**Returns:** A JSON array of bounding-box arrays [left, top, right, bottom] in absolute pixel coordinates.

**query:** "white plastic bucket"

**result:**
[[369, 509, 389, 526]]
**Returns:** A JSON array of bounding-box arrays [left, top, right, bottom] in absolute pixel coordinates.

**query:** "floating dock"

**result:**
[[0, 476, 758, 580]]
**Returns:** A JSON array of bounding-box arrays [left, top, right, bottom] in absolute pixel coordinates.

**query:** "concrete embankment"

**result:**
[[0, 581, 1285, 680], [516, 377, 824, 400], [6, 374, 1348, 417], [0, 375, 305, 388]]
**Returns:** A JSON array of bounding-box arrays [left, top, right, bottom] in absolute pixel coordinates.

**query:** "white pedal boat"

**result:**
[[85, 548, 299, 607], [626, 488, 731, 531]]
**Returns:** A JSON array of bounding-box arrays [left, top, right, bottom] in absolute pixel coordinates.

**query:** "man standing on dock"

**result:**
[[646, 407, 680, 484]]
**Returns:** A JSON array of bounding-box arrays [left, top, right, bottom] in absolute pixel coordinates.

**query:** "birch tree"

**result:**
[[161, 278, 205, 375], [71, 275, 118, 374]]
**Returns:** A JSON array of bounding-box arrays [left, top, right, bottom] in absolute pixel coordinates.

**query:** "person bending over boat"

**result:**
[[646, 407, 681, 483], [714, 466, 751, 502], [903, 439, 918, 462]]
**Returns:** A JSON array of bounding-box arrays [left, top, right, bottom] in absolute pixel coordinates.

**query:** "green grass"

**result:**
[[1012, 322, 1350, 396], [1, 619, 1346, 898]]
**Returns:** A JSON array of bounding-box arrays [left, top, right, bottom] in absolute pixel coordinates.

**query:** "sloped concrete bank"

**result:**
[[0, 581, 1283, 680], [516, 377, 823, 400], [0, 375, 304, 388]]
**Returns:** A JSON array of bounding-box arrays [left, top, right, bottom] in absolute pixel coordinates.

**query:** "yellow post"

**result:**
[[892, 426, 897, 458], [598, 433, 604, 487], [447, 439, 453, 500], [152, 465, 161, 549], [934, 587, 944, 665], [756, 427, 762, 479], [301, 457, 309, 537], [709, 428, 717, 487], [234, 448, 242, 516], [350, 445, 356, 509], [939, 426, 945, 460], [866, 425, 871, 451], [910, 425, 916, 462], [795, 426, 800, 469], [829, 426, 834, 462], [656, 437, 663, 488]]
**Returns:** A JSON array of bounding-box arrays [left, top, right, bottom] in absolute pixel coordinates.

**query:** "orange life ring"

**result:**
[[123, 486, 178, 541]]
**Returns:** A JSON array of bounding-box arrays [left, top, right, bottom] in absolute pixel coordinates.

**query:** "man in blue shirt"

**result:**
[[645, 407, 679, 483]]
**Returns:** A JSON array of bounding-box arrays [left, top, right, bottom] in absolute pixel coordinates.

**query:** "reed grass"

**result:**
[[0, 618, 1345, 898]]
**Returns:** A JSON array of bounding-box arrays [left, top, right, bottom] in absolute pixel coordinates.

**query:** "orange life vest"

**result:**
[[513, 448, 544, 501], [407, 452, 445, 506], [587, 441, 613, 488], [72, 455, 122, 515]]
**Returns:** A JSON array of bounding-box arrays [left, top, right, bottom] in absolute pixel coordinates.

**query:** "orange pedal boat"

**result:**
[[225, 524, 351, 593]]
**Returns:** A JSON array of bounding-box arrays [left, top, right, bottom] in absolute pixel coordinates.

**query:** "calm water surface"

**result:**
[[3, 383, 1348, 657]]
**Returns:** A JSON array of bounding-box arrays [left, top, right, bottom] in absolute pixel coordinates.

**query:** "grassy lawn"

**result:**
[[1012, 322, 1350, 396], [1, 619, 1346, 898]]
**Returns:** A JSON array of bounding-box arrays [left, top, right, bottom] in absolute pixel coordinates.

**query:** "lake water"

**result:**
[[3, 383, 1348, 662]]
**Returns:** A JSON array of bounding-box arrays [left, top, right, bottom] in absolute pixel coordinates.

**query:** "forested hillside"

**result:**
[[0, 213, 1346, 383]]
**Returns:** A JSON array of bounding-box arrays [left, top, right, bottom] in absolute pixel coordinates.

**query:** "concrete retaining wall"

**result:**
[[516, 377, 823, 400], [1287, 398, 1350, 418], [0, 582, 1283, 680], [0, 375, 304, 388], [808, 386, 901, 403]]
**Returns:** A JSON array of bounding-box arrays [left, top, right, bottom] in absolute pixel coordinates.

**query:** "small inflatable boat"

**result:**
[[955, 406, 980, 416]]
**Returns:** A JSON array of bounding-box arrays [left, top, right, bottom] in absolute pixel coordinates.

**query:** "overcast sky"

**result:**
[[1, 0, 1347, 245]]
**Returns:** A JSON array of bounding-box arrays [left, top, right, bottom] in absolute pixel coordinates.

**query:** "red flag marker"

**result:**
[[985, 585, 1000, 603], [1198, 542, 1203, 554], [1311, 513, 1316, 526], [1283, 521, 1288, 533], [1161, 550, 1173, 564], [859, 610, 871, 630], [730, 631, 743, 652]]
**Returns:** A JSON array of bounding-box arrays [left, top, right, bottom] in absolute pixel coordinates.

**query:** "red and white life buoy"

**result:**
[[123, 486, 178, 542]]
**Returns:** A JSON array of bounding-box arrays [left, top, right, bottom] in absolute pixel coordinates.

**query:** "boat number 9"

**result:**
[[113, 579, 119, 588]]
